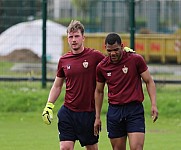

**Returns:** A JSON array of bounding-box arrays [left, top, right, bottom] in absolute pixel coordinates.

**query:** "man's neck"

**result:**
[[72, 47, 84, 54]]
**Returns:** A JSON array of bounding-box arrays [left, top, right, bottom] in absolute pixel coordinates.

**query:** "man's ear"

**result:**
[[83, 35, 85, 41], [121, 43, 124, 49]]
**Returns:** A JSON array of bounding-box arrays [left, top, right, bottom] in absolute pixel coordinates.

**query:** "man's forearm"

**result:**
[[95, 91, 104, 119]]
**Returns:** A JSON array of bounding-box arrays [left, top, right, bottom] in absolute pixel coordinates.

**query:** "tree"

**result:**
[[0, 0, 41, 33]]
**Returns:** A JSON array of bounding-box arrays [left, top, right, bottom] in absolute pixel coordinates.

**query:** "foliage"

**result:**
[[136, 17, 146, 28], [0, 82, 181, 119], [54, 17, 100, 27], [54, 17, 101, 32], [71, 0, 98, 19], [0, 0, 41, 33], [179, 22, 181, 28]]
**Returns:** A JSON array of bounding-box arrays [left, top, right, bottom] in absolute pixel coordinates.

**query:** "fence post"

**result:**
[[129, 0, 135, 50], [42, 0, 47, 88]]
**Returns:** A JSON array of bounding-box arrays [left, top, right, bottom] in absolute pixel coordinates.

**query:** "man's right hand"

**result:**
[[94, 118, 102, 136], [42, 102, 54, 125]]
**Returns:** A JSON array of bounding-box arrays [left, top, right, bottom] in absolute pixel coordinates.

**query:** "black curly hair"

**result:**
[[105, 33, 122, 45]]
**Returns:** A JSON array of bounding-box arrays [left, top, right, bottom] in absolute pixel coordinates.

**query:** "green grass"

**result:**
[[0, 81, 181, 149], [144, 117, 181, 149], [0, 112, 60, 150], [0, 112, 181, 150], [0, 82, 181, 117]]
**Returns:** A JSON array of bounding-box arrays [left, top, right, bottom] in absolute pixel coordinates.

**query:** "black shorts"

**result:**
[[107, 101, 145, 138], [57, 105, 99, 147]]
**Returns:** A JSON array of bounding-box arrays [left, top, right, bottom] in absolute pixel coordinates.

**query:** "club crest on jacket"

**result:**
[[83, 60, 88, 68], [122, 65, 128, 74]]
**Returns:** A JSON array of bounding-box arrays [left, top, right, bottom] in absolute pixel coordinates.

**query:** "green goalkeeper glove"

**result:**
[[124, 47, 135, 53], [42, 102, 54, 125]]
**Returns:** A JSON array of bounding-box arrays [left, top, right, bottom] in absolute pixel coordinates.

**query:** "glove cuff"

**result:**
[[46, 102, 54, 109]]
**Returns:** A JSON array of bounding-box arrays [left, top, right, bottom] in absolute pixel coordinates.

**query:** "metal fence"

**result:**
[[0, 0, 181, 85]]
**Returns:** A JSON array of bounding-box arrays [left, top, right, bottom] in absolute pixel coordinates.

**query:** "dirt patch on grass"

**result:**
[[0, 49, 41, 63]]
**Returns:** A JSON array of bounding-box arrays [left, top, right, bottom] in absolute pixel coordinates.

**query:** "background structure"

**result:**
[[0, 0, 181, 84]]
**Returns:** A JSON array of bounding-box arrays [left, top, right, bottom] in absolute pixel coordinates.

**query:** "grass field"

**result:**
[[0, 82, 181, 149], [0, 112, 181, 150]]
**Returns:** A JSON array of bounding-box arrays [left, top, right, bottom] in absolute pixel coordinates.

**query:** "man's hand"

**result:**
[[94, 118, 102, 136], [151, 105, 158, 123], [42, 102, 54, 125], [124, 47, 135, 53]]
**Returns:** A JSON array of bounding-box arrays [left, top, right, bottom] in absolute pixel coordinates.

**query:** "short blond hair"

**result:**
[[67, 20, 85, 35]]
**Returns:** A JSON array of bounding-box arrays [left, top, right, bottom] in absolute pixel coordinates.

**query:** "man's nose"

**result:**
[[72, 36, 76, 41], [110, 51, 116, 55]]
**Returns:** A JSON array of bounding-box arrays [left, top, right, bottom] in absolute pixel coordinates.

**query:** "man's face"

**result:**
[[67, 30, 85, 51], [105, 42, 123, 63]]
